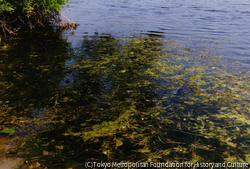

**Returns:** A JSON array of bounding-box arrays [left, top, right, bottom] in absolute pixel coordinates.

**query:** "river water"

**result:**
[[62, 0, 250, 64], [1, 0, 250, 167]]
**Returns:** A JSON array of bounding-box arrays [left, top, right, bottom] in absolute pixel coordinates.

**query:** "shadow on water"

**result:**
[[1, 32, 250, 168], [0, 30, 71, 111], [0, 29, 72, 168]]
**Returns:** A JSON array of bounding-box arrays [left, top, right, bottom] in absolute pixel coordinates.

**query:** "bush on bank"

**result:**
[[0, 0, 75, 35]]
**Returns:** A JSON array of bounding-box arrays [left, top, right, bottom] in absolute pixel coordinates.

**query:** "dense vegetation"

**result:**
[[0, 0, 75, 35], [1, 33, 250, 168]]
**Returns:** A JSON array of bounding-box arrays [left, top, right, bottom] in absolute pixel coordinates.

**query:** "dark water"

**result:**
[[62, 0, 250, 64]]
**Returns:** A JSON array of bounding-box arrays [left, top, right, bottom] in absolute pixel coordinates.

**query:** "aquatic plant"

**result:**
[[3, 35, 250, 168]]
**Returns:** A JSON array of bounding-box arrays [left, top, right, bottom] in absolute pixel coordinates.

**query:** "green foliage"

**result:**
[[0, 0, 68, 14], [0, 0, 73, 35], [0, 0, 14, 13]]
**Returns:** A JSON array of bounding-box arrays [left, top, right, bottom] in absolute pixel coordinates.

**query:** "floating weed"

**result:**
[[0, 127, 15, 134]]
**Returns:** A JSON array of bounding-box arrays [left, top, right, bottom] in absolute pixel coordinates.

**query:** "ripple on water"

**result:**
[[61, 0, 250, 63]]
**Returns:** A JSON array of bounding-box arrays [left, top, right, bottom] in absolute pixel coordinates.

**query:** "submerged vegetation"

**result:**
[[1, 32, 250, 168]]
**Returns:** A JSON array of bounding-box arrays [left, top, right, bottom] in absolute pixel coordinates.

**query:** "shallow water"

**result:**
[[1, 0, 250, 167], [62, 0, 250, 64]]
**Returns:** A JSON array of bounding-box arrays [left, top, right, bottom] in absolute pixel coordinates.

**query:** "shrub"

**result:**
[[0, 0, 76, 35]]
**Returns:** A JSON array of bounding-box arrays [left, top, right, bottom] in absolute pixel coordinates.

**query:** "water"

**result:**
[[62, 0, 250, 63], [1, 0, 250, 167]]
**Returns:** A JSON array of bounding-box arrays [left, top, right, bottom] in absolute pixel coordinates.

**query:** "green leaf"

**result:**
[[0, 127, 15, 134]]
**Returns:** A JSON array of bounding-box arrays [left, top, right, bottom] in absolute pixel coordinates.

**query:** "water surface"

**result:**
[[62, 0, 250, 63], [1, 0, 250, 167]]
